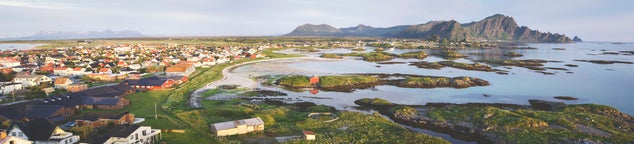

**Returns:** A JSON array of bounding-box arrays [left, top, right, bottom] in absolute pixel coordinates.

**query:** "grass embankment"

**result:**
[[424, 104, 634, 143], [198, 99, 449, 143], [401, 76, 489, 88], [357, 98, 634, 144], [397, 51, 429, 59], [434, 51, 467, 59], [477, 59, 546, 67], [321, 52, 394, 62], [276, 75, 380, 90], [156, 49, 300, 142]]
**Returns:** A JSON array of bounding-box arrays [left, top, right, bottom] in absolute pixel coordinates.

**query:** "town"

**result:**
[[0, 38, 444, 144]]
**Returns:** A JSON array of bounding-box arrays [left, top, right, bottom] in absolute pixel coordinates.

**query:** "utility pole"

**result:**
[[154, 102, 158, 119]]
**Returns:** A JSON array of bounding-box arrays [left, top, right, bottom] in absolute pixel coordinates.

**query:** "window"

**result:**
[[18, 132, 23, 137], [11, 132, 16, 136]]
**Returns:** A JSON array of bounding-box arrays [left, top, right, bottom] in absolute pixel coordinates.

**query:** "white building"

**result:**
[[6, 118, 80, 144], [12, 74, 52, 87], [0, 82, 23, 95], [101, 125, 161, 144], [53, 67, 73, 76], [210, 117, 264, 136]]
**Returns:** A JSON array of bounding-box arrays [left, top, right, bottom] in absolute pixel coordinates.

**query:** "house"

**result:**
[[309, 75, 319, 84], [6, 118, 80, 144], [12, 74, 52, 87], [41, 84, 134, 110], [70, 67, 88, 76], [54, 77, 73, 89], [202, 57, 216, 66], [0, 57, 21, 68], [25, 105, 75, 122], [0, 133, 33, 144], [98, 68, 113, 74], [123, 76, 175, 90], [165, 63, 195, 76], [53, 67, 72, 76], [86, 74, 127, 82], [0, 83, 22, 95], [303, 130, 316, 140], [90, 125, 161, 144], [65, 84, 88, 92], [210, 117, 264, 136], [75, 112, 135, 128]]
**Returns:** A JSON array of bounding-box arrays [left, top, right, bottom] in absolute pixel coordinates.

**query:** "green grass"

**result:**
[[139, 118, 180, 129], [424, 105, 634, 143], [162, 132, 216, 144], [398, 51, 429, 59], [125, 90, 171, 117], [276, 75, 312, 88], [319, 75, 379, 88]]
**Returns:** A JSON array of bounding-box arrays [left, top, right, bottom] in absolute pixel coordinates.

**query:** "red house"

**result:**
[[123, 76, 176, 90]]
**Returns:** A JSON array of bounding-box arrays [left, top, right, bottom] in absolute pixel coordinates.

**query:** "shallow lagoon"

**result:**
[[232, 42, 634, 115]]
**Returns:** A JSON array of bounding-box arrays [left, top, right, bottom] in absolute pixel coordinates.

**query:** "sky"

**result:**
[[0, 0, 633, 42]]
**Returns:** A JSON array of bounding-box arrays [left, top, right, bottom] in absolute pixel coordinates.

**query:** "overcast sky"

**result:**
[[1, 0, 633, 41]]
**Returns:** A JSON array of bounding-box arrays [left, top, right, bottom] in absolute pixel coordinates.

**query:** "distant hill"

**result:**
[[5, 30, 144, 40], [286, 14, 573, 43]]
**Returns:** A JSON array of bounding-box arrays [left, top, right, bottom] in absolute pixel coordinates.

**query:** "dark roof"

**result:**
[[78, 112, 128, 121], [25, 105, 63, 119], [157, 76, 184, 81], [90, 125, 140, 144], [7, 118, 56, 141], [123, 76, 170, 86], [0, 101, 37, 120], [82, 97, 121, 105]]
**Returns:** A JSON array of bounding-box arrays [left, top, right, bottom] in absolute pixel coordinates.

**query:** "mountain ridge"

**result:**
[[4, 29, 144, 40], [286, 14, 573, 43]]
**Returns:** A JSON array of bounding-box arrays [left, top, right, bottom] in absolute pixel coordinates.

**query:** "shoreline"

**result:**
[[188, 56, 338, 108]]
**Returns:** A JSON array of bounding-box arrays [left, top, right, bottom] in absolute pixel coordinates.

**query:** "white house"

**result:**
[[54, 78, 73, 89], [12, 74, 52, 87], [0, 82, 23, 95], [53, 67, 72, 76], [0, 136, 32, 144], [70, 67, 88, 76], [210, 117, 264, 136], [100, 125, 161, 144], [0, 57, 21, 68], [6, 118, 80, 144]]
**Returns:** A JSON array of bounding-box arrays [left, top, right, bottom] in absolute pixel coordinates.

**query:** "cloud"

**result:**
[[0, 1, 76, 10]]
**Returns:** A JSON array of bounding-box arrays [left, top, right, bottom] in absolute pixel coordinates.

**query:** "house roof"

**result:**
[[78, 112, 129, 121], [123, 76, 170, 86], [303, 130, 315, 135], [25, 105, 63, 119], [54, 78, 71, 85], [211, 117, 264, 131], [90, 125, 140, 144], [7, 118, 56, 141], [14, 74, 42, 79], [82, 97, 122, 105]]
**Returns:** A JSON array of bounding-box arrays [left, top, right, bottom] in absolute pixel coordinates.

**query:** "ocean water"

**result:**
[[232, 42, 634, 116], [0, 43, 43, 50]]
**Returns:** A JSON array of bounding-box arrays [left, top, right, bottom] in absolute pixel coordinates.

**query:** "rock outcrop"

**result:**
[[286, 14, 573, 43]]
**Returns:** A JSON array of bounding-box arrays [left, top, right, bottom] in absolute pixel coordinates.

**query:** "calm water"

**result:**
[[0, 43, 43, 50], [232, 42, 634, 116]]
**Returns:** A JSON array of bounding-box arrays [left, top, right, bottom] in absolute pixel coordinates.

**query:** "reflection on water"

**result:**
[[233, 42, 634, 115]]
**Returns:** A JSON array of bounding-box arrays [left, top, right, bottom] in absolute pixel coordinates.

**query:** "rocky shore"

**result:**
[[273, 74, 490, 92], [355, 98, 634, 144]]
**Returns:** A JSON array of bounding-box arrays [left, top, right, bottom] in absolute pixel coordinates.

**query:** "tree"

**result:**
[[70, 126, 94, 140], [1, 120, 10, 129]]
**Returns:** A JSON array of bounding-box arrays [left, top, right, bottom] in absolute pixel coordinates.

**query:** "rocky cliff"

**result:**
[[286, 14, 572, 43]]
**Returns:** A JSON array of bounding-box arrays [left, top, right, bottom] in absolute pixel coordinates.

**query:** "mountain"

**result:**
[[7, 30, 144, 40], [573, 36, 583, 42], [286, 14, 572, 43]]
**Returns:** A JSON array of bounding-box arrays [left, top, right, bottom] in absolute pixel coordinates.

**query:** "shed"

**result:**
[[303, 130, 315, 140]]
